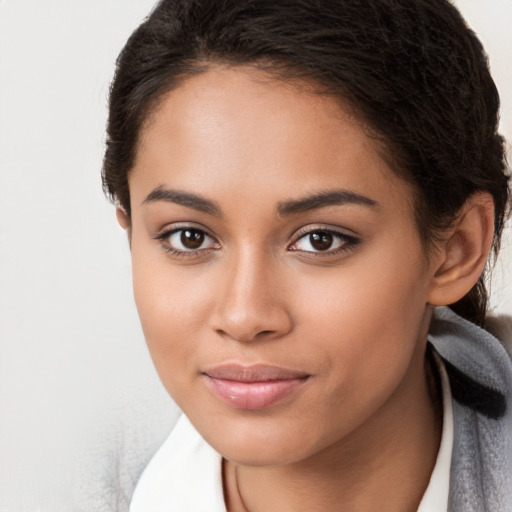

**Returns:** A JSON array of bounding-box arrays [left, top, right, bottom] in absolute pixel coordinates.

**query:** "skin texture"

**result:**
[[120, 66, 494, 511]]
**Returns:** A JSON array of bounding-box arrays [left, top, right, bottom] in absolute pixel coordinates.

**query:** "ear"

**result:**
[[116, 205, 132, 246], [427, 191, 494, 306], [116, 205, 130, 229]]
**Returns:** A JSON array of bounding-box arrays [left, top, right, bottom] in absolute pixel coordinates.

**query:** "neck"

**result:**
[[224, 346, 442, 512]]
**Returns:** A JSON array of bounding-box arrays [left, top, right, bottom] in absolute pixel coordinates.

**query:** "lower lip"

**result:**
[[205, 376, 308, 410]]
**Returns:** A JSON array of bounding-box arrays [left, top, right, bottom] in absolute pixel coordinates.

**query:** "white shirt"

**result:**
[[130, 354, 454, 512], [417, 351, 454, 512]]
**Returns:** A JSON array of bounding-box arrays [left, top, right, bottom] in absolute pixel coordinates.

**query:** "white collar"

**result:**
[[130, 353, 453, 512], [417, 349, 454, 512], [130, 413, 226, 512]]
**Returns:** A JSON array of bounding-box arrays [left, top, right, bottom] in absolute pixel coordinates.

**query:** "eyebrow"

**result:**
[[277, 190, 379, 216], [142, 186, 379, 217], [143, 186, 222, 216]]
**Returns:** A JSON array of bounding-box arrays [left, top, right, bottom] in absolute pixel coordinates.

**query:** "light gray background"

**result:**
[[0, 1, 510, 510]]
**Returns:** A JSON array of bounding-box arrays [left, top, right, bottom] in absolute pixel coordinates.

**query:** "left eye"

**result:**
[[167, 228, 216, 251], [291, 230, 351, 252]]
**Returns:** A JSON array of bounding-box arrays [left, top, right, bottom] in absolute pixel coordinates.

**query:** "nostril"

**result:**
[[256, 330, 275, 338], [214, 327, 279, 343]]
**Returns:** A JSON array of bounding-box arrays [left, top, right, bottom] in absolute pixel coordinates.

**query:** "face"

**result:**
[[127, 66, 437, 467]]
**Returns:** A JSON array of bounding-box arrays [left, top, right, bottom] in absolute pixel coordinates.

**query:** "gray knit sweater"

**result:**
[[430, 307, 512, 511]]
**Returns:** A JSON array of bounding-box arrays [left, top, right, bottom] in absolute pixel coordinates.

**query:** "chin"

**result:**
[[200, 418, 323, 467]]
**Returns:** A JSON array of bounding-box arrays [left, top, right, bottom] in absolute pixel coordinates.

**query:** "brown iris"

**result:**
[[310, 232, 333, 251], [181, 229, 205, 249]]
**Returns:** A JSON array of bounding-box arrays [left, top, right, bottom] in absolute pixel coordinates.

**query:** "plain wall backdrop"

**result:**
[[0, 1, 511, 510]]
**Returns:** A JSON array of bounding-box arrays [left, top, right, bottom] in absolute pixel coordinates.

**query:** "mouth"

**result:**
[[202, 364, 310, 410]]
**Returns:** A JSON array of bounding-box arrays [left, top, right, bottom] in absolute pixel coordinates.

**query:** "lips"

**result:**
[[202, 364, 310, 410]]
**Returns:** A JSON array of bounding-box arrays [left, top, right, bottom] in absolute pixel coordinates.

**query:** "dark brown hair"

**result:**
[[103, 0, 510, 326]]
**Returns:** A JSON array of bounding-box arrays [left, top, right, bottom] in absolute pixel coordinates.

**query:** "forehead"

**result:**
[[130, 66, 414, 215]]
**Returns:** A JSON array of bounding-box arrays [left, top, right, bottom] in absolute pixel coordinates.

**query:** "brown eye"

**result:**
[[163, 228, 218, 253], [181, 229, 205, 249], [291, 228, 358, 254], [309, 232, 333, 251]]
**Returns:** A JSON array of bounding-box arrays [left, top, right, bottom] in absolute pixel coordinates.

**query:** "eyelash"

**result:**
[[288, 227, 360, 258], [153, 226, 219, 259], [153, 225, 360, 260]]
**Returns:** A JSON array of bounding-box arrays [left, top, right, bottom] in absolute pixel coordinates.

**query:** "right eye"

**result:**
[[169, 228, 211, 250], [155, 227, 220, 256]]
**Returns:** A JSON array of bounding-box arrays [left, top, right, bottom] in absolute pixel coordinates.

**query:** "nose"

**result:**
[[209, 249, 293, 343]]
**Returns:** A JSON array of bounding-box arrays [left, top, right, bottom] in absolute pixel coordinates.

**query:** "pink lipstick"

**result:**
[[202, 364, 309, 410]]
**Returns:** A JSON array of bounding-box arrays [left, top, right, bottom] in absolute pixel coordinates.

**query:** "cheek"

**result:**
[[295, 242, 427, 327], [130, 242, 215, 387], [292, 240, 430, 393]]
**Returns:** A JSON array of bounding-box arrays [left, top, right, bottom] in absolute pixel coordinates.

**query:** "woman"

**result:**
[[102, 0, 512, 510]]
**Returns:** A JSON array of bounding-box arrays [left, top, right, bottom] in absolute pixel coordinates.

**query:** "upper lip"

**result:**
[[202, 364, 310, 382]]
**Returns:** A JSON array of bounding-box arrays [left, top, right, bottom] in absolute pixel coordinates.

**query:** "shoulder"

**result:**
[[485, 314, 512, 358], [429, 307, 512, 419], [429, 307, 512, 511]]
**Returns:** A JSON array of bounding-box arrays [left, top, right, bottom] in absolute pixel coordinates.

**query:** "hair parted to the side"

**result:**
[[102, 0, 510, 326]]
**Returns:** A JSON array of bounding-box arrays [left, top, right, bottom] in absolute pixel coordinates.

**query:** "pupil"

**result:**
[[310, 232, 333, 251], [181, 229, 205, 249]]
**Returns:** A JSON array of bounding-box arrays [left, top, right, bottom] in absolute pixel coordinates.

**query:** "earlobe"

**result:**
[[427, 192, 494, 306]]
